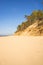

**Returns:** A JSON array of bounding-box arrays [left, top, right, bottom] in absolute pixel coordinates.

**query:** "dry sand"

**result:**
[[0, 36, 43, 65]]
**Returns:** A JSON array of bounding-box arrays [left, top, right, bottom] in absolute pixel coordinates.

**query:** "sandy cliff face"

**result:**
[[15, 20, 43, 36]]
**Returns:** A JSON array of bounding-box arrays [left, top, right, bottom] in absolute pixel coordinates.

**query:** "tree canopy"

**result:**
[[16, 10, 43, 32]]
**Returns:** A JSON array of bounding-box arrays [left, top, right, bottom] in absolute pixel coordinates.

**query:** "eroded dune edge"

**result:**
[[0, 36, 43, 65]]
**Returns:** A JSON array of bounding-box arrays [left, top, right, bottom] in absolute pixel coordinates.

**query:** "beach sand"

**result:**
[[0, 36, 43, 65]]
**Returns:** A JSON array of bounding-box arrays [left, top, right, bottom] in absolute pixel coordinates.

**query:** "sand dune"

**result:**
[[0, 36, 43, 65], [15, 21, 43, 36]]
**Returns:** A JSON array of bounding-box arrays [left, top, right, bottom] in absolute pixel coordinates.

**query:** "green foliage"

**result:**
[[16, 10, 43, 32], [31, 10, 43, 20]]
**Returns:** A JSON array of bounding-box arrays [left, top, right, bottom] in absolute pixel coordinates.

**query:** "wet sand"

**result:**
[[0, 36, 43, 65]]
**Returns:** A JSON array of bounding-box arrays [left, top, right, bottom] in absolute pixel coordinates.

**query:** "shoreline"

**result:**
[[0, 36, 43, 65]]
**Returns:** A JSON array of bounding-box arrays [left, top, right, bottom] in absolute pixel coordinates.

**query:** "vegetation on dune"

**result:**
[[15, 10, 43, 33]]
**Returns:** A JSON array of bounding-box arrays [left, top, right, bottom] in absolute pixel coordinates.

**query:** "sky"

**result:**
[[0, 0, 43, 35]]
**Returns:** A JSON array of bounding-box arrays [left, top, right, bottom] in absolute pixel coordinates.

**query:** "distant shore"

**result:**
[[0, 34, 13, 37]]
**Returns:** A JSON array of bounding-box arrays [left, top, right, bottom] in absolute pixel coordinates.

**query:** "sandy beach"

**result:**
[[0, 36, 43, 65]]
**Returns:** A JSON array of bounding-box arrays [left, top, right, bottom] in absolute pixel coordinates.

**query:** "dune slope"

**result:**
[[15, 21, 43, 36]]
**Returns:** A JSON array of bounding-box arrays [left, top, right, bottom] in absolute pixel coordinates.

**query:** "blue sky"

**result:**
[[0, 0, 43, 35]]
